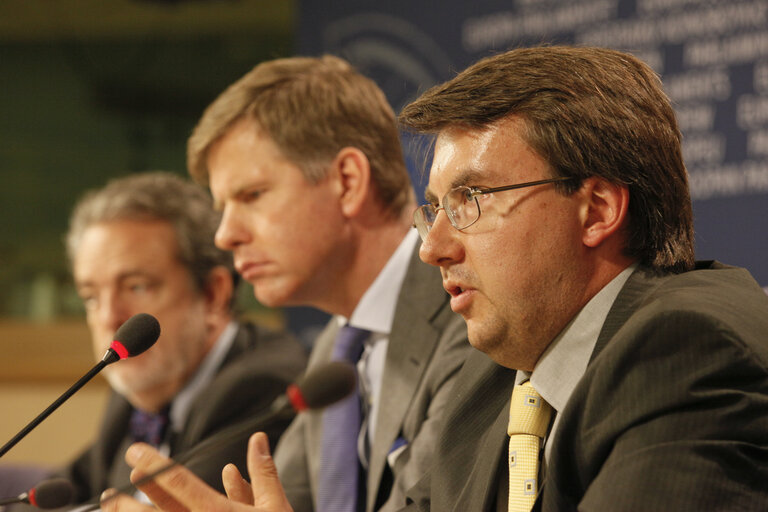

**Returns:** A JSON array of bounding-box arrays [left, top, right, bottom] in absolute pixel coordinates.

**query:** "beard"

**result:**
[[103, 353, 187, 397], [101, 322, 209, 408]]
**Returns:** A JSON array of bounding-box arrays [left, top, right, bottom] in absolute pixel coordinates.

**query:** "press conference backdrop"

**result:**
[[298, 0, 768, 288]]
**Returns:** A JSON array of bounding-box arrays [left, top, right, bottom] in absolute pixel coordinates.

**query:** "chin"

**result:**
[[255, 292, 288, 309], [105, 366, 170, 397], [257, 285, 309, 309], [467, 323, 510, 360], [466, 330, 494, 356]]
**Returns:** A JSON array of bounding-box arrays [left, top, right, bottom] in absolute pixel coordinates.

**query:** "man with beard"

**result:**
[[103, 47, 768, 512], [96, 55, 470, 512], [58, 171, 306, 506]]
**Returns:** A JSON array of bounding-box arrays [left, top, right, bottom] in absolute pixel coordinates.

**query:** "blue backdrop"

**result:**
[[298, 0, 768, 288]]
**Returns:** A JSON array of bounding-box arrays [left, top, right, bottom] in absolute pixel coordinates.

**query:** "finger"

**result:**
[[130, 466, 188, 512], [126, 442, 230, 511], [100, 488, 156, 512], [222, 463, 254, 505], [247, 432, 293, 510], [123, 444, 187, 512]]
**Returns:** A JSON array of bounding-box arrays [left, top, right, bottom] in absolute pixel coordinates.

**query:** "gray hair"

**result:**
[[66, 171, 236, 300]]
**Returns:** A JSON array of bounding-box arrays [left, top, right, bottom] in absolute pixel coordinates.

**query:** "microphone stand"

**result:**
[[0, 355, 111, 458], [78, 396, 297, 512]]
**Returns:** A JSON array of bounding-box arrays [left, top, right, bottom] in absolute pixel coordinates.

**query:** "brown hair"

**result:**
[[399, 46, 694, 273], [188, 55, 413, 217]]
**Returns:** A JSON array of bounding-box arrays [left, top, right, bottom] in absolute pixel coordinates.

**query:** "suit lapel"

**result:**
[[171, 328, 250, 453], [590, 267, 661, 364], [454, 402, 510, 511], [99, 393, 134, 493], [366, 245, 448, 509], [306, 319, 342, 494], [430, 351, 516, 511]]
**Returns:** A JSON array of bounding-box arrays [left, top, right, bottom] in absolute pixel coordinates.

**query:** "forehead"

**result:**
[[74, 220, 181, 276], [207, 117, 302, 206], [426, 118, 546, 197]]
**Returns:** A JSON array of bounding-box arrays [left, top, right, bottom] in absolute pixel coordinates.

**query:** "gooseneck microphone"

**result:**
[[285, 360, 357, 412], [0, 478, 75, 509], [0, 313, 161, 458], [85, 361, 356, 512], [101, 313, 160, 364]]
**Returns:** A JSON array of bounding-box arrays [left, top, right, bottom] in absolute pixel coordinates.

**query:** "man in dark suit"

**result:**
[[100, 47, 768, 512], [395, 46, 768, 510], [59, 172, 306, 506], [99, 56, 469, 512]]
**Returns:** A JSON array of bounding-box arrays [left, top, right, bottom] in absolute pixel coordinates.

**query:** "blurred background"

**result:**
[[1, 0, 766, 468]]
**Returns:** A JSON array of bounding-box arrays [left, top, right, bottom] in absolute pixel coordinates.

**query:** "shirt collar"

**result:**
[[522, 264, 638, 413], [168, 320, 238, 430], [340, 229, 419, 335]]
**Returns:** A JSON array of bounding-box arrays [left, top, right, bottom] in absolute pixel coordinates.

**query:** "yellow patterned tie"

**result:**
[[507, 381, 552, 512]]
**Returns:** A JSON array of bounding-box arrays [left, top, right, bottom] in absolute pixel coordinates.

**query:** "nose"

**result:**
[[215, 204, 250, 251], [418, 210, 464, 268], [93, 288, 133, 336]]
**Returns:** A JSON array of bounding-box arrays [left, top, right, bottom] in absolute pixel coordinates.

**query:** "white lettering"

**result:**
[[755, 61, 768, 94], [738, 94, 768, 130], [676, 103, 716, 132], [683, 133, 726, 164], [685, 30, 768, 67], [747, 129, 768, 157], [665, 68, 731, 103], [580, 1, 767, 48], [689, 160, 768, 199], [462, 0, 614, 52], [638, 0, 715, 15]]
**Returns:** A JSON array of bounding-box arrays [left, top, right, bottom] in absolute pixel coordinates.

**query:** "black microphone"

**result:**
[[0, 313, 161, 458], [85, 361, 356, 511], [150, 360, 355, 468], [101, 312, 161, 364], [0, 478, 75, 509]]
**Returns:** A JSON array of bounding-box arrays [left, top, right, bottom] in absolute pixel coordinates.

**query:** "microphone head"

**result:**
[[106, 313, 161, 363], [28, 478, 74, 509], [287, 361, 356, 411]]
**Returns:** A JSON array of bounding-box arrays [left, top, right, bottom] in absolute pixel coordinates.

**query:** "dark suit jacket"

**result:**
[[405, 262, 768, 511], [58, 322, 307, 505], [274, 243, 471, 512]]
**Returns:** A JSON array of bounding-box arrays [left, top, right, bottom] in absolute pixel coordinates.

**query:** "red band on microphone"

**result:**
[[28, 487, 38, 507], [110, 340, 130, 360], [286, 384, 308, 411]]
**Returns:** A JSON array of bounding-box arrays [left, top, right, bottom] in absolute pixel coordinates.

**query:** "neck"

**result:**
[[320, 218, 412, 318], [125, 315, 230, 413]]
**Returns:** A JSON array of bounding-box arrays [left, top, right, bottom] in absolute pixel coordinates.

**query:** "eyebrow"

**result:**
[[211, 183, 248, 211], [423, 168, 487, 204]]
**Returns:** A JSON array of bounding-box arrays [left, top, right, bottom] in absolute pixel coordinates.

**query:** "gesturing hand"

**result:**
[[100, 432, 293, 512]]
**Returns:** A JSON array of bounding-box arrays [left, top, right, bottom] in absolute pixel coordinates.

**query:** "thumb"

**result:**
[[247, 432, 293, 511]]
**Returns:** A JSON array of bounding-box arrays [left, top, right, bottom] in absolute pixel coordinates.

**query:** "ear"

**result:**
[[579, 177, 629, 248], [330, 147, 371, 218], [202, 265, 234, 319]]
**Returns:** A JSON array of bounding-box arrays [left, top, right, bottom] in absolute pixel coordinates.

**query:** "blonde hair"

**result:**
[[188, 55, 413, 217]]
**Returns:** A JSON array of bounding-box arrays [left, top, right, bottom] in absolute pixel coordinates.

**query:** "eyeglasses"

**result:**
[[413, 176, 576, 241]]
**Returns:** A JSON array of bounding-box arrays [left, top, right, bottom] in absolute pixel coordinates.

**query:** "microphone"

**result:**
[[151, 360, 356, 468], [285, 360, 358, 411], [0, 478, 75, 509], [0, 313, 161, 458], [85, 361, 356, 511], [102, 312, 161, 364]]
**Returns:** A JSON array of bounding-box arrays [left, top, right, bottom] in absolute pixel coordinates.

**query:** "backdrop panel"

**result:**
[[298, 0, 768, 287]]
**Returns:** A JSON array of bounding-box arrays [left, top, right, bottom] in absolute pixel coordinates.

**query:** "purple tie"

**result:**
[[129, 406, 170, 447], [317, 324, 369, 512]]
